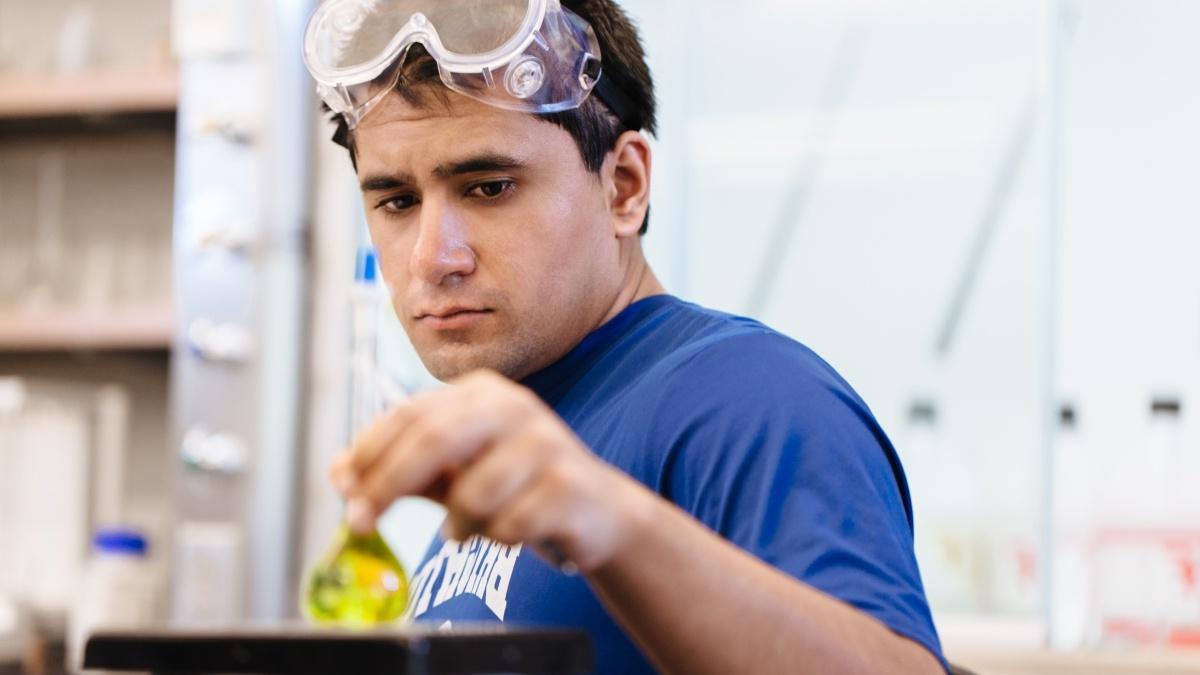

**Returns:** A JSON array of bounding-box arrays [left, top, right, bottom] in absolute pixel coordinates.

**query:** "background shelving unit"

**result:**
[[0, 308, 172, 351], [0, 0, 180, 655], [0, 66, 178, 352], [0, 70, 178, 118]]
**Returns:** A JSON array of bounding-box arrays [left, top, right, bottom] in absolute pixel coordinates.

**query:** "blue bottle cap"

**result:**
[[93, 528, 148, 556], [355, 247, 378, 284]]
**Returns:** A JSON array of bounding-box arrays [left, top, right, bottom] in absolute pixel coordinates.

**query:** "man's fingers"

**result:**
[[335, 372, 562, 536], [351, 385, 537, 504], [482, 468, 570, 548], [346, 435, 434, 533], [345, 495, 377, 534], [347, 399, 421, 475], [348, 393, 520, 516], [329, 451, 357, 495], [441, 430, 550, 539], [344, 384, 468, 478], [419, 473, 454, 503], [343, 469, 455, 535]]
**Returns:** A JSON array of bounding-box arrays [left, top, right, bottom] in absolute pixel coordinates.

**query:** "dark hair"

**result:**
[[328, 0, 657, 234]]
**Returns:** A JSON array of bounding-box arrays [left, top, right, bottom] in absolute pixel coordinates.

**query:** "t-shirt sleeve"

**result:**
[[644, 330, 947, 670]]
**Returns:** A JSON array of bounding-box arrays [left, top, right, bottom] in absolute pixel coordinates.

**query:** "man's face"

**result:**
[[354, 92, 624, 381]]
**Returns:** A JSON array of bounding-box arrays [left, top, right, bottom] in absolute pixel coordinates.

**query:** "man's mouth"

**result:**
[[416, 308, 494, 330]]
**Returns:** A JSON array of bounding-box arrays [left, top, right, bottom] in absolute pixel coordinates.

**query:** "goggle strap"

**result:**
[[594, 73, 641, 132]]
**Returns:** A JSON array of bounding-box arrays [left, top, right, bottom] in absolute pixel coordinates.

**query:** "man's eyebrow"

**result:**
[[432, 153, 526, 179], [360, 172, 416, 192], [359, 153, 526, 192]]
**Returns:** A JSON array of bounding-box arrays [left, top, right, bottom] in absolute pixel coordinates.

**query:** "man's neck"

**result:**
[[597, 253, 667, 328], [508, 249, 666, 384]]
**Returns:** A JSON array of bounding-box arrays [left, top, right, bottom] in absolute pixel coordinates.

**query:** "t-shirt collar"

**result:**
[[520, 294, 678, 404]]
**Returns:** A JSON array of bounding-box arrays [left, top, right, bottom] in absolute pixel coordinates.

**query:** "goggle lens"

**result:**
[[315, 0, 534, 71]]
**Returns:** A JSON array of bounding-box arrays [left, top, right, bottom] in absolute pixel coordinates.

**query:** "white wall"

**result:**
[[1058, 0, 1200, 504], [626, 0, 1052, 615], [624, 0, 1200, 634]]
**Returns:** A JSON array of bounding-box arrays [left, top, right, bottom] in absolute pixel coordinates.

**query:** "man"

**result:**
[[309, 0, 947, 672]]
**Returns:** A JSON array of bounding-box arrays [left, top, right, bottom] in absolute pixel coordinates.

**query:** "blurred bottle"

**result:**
[[0, 593, 30, 669], [1050, 404, 1094, 649], [1155, 399, 1200, 644], [1156, 399, 1199, 519], [25, 148, 66, 309], [67, 529, 159, 674], [55, 2, 95, 74], [169, 522, 243, 626], [349, 247, 385, 434], [1091, 398, 1194, 648], [903, 400, 983, 613], [1145, 399, 1181, 522]]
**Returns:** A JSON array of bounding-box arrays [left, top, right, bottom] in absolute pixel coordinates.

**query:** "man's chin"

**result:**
[[417, 341, 519, 382]]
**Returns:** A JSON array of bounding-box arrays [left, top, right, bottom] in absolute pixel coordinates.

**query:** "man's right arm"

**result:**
[[587, 482, 947, 675], [613, 331, 948, 673]]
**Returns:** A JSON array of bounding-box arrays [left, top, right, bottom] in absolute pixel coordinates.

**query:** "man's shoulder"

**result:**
[[638, 299, 853, 405]]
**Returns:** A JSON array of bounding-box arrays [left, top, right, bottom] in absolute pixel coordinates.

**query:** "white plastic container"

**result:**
[[902, 400, 984, 613], [0, 593, 29, 668], [1050, 404, 1094, 649], [67, 529, 159, 673]]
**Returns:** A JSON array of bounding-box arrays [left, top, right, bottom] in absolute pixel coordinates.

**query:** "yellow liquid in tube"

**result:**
[[304, 524, 409, 625]]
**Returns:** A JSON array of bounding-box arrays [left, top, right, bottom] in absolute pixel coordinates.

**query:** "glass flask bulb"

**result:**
[[303, 523, 409, 626]]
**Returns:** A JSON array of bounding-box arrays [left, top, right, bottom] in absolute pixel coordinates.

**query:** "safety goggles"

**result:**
[[303, 0, 631, 129]]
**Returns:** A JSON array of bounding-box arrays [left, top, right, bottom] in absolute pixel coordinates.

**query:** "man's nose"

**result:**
[[409, 196, 476, 286]]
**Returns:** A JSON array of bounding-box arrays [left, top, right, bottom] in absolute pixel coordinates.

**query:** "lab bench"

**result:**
[[84, 625, 591, 674]]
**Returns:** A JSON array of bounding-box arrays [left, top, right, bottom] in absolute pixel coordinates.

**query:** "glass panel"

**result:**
[[1054, 0, 1200, 650], [626, 0, 1054, 626]]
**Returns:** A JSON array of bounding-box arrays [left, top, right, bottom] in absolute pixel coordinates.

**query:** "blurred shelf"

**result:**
[[0, 308, 172, 351], [0, 70, 178, 119], [945, 646, 1200, 675], [938, 613, 1047, 649], [940, 614, 1200, 675]]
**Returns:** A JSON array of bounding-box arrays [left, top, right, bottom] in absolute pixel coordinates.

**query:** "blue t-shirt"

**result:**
[[405, 295, 945, 673]]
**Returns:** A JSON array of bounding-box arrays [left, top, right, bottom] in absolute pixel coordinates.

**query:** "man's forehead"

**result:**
[[354, 93, 549, 179], [359, 88, 473, 123], [357, 88, 544, 137]]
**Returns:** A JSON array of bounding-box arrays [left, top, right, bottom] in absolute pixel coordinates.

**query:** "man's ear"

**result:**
[[605, 130, 652, 238]]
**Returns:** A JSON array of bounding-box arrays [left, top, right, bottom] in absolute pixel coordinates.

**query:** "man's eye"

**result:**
[[467, 180, 514, 200], [381, 194, 418, 212]]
